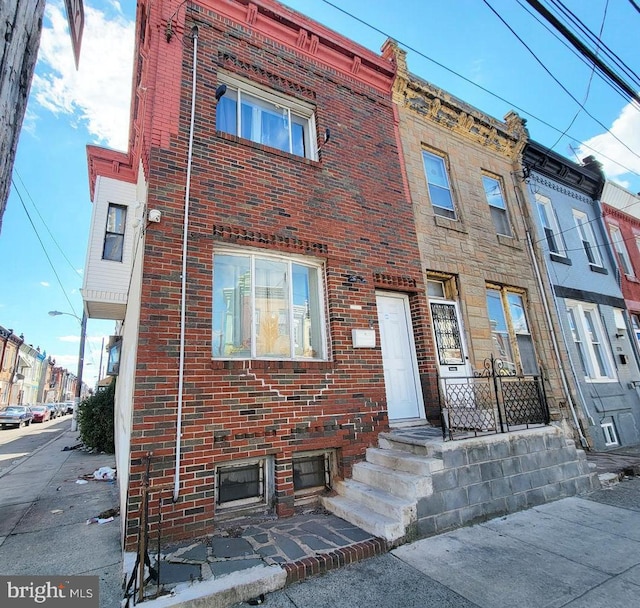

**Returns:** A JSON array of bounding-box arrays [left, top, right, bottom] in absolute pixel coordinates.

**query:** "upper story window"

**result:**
[[422, 150, 456, 219], [565, 300, 616, 382], [573, 210, 602, 267], [102, 204, 127, 262], [609, 224, 634, 276], [486, 286, 537, 375], [216, 74, 316, 160], [212, 249, 326, 360], [482, 174, 511, 236], [535, 194, 565, 256]]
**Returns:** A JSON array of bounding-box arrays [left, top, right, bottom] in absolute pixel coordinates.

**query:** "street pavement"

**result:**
[[1, 423, 640, 608]]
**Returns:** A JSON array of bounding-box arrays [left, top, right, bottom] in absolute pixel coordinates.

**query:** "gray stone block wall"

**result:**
[[415, 427, 600, 538]]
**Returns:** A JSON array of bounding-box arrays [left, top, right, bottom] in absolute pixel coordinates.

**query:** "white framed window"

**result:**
[[482, 175, 511, 236], [565, 300, 616, 382], [601, 422, 619, 447], [212, 249, 326, 360], [486, 287, 537, 375], [215, 457, 272, 509], [422, 150, 456, 219], [609, 224, 634, 276], [102, 204, 127, 262], [535, 194, 565, 256], [573, 210, 602, 266], [215, 74, 316, 160]]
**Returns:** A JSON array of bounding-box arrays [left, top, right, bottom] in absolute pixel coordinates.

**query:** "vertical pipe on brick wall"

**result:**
[[173, 25, 199, 503]]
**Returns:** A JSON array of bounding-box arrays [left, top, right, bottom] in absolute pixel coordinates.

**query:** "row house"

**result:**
[[16, 343, 47, 405], [0, 327, 23, 406], [83, 0, 597, 553], [522, 143, 640, 450], [601, 182, 640, 347], [384, 41, 570, 430], [84, 0, 429, 551]]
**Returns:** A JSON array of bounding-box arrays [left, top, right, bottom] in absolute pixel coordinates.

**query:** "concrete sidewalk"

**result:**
[[235, 478, 640, 607], [0, 427, 122, 608]]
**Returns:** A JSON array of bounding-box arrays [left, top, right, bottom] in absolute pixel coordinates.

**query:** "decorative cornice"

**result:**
[[381, 39, 527, 160], [528, 173, 594, 204], [199, 0, 395, 94], [523, 140, 603, 199], [603, 203, 640, 229]]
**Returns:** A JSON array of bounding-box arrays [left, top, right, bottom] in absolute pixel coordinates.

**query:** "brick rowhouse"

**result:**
[[97, 0, 431, 550]]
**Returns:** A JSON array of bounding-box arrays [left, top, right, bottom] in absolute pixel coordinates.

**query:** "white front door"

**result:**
[[376, 292, 424, 422]]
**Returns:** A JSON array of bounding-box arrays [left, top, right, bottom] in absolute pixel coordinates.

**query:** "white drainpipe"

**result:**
[[174, 25, 199, 503]]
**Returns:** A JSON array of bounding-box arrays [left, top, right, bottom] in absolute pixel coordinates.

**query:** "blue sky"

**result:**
[[1, 0, 639, 389]]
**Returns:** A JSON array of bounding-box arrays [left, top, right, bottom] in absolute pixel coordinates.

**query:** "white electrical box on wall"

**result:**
[[352, 329, 376, 348]]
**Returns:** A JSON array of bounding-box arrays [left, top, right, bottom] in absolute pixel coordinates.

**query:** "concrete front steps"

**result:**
[[322, 425, 600, 545], [321, 445, 444, 543]]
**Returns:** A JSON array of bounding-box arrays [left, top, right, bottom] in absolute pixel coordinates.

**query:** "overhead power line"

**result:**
[[522, 0, 640, 106]]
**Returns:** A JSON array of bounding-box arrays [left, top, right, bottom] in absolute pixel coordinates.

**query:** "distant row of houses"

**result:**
[[79, 0, 640, 553], [0, 326, 81, 406]]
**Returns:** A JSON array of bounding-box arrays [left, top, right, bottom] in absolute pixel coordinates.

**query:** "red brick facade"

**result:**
[[602, 203, 640, 316], [121, 0, 430, 549]]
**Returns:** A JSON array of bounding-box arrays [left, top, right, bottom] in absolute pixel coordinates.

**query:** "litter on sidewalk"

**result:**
[[93, 466, 116, 481]]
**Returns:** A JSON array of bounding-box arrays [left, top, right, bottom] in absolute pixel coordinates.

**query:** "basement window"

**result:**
[[601, 422, 619, 447], [216, 460, 266, 508], [293, 451, 333, 501]]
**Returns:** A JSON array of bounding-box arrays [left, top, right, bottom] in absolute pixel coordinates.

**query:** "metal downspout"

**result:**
[[174, 25, 199, 503]]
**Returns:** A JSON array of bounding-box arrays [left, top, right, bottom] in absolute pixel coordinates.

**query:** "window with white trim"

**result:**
[[535, 194, 565, 256], [601, 422, 619, 446], [573, 210, 602, 266], [565, 300, 616, 382], [482, 175, 511, 236], [609, 224, 634, 276], [212, 250, 326, 360], [422, 150, 456, 219], [216, 74, 316, 160], [486, 287, 537, 375], [102, 204, 127, 262]]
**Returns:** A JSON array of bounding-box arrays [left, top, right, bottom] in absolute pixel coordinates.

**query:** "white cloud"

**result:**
[[40, 281, 50, 287], [579, 102, 640, 188], [31, 1, 134, 151]]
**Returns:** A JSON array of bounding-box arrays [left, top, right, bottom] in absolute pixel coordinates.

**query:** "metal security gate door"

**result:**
[[430, 300, 472, 379]]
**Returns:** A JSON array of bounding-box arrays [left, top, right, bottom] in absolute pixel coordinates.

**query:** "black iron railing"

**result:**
[[434, 355, 550, 441]]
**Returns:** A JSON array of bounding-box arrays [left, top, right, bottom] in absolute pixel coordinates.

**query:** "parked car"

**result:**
[[64, 401, 74, 415], [0, 405, 34, 428], [30, 405, 51, 423], [45, 403, 58, 419], [55, 402, 67, 417]]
